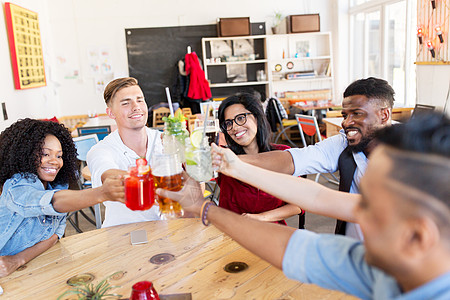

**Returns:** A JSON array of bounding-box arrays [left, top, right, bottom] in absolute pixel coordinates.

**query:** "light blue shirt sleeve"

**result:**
[[4, 177, 67, 218], [286, 131, 348, 177], [282, 230, 378, 300]]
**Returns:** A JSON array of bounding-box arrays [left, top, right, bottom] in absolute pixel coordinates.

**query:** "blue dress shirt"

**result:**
[[283, 230, 450, 300]]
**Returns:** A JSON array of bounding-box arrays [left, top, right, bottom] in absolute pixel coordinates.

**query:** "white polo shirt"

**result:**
[[87, 127, 163, 227]]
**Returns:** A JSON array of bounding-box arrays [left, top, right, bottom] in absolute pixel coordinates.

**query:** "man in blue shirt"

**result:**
[[158, 112, 450, 299]]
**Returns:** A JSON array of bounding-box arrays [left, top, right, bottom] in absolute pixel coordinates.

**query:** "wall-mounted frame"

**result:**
[[4, 2, 46, 89], [416, 0, 449, 63]]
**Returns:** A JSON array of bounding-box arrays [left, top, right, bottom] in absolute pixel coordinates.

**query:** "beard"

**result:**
[[348, 135, 372, 153]]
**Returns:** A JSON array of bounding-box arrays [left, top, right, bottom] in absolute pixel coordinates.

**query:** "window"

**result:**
[[349, 0, 417, 106]]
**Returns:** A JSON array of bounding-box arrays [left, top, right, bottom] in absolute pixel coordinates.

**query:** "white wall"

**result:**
[[1, 0, 335, 131], [416, 65, 450, 115], [331, 0, 350, 104], [0, 0, 60, 131]]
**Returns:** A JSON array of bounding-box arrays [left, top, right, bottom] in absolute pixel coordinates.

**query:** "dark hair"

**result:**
[[343, 77, 395, 109], [103, 77, 138, 105], [376, 112, 449, 234], [0, 118, 78, 187], [376, 112, 449, 157], [218, 93, 272, 155]]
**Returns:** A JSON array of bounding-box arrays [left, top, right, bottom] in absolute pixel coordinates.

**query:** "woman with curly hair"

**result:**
[[0, 119, 125, 277], [217, 93, 302, 225]]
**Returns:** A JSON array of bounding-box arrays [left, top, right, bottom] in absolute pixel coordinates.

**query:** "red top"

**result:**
[[185, 52, 211, 100], [217, 144, 290, 225]]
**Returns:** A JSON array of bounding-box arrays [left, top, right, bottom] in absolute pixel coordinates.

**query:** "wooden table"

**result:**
[[0, 219, 357, 299]]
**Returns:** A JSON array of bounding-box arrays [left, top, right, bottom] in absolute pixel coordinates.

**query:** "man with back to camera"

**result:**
[[87, 77, 163, 227], [158, 112, 450, 299], [243, 77, 395, 239]]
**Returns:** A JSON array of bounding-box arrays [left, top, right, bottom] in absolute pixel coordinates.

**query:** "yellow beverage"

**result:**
[[152, 153, 184, 219], [153, 173, 183, 215]]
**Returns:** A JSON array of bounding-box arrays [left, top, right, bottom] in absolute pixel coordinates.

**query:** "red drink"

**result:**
[[125, 166, 155, 211], [130, 281, 160, 300]]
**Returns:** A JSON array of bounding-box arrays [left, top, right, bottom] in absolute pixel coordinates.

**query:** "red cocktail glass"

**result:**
[[124, 165, 155, 211], [130, 281, 160, 300]]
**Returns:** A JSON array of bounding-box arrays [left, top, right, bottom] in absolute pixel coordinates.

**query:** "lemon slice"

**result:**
[[186, 159, 197, 165], [137, 165, 150, 175], [185, 150, 197, 165], [190, 130, 203, 148]]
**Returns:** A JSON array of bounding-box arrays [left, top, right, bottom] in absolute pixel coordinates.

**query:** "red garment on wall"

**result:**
[[184, 52, 211, 100]]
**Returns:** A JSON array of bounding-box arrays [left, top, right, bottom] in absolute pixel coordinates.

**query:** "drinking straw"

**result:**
[[201, 103, 210, 148], [165, 87, 174, 117], [147, 131, 159, 165]]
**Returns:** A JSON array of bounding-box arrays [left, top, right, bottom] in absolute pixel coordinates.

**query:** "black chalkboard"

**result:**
[[125, 25, 217, 107]]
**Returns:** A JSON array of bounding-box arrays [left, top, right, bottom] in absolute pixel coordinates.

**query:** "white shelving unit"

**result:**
[[206, 59, 268, 66], [210, 81, 269, 88], [201, 32, 334, 104], [266, 32, 334, 107], [201, 35, 269, 99]]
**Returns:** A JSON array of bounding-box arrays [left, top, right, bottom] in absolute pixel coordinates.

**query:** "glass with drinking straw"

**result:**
[[162, 87, 188, 163], [184, 103, 214, 182]]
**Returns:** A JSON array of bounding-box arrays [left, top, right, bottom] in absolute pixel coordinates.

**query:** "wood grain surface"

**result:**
[[0, 219, 358, 299]]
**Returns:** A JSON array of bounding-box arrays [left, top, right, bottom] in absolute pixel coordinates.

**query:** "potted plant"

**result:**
[[57, 272, 122, 300], [272, 11, 285, 34]]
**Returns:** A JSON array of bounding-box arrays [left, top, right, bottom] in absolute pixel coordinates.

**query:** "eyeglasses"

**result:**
[[221, 113, 253, 131]]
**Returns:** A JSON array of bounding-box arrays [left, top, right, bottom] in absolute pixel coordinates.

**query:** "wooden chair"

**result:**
[[187, 115, 198, 133], [182, 107, 192, 117], [152, 107, 171, 128]]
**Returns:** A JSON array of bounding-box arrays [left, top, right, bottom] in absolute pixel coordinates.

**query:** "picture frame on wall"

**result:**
[[4, 2, 46, 90]]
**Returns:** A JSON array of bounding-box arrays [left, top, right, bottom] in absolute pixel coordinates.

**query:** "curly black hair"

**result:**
[[0, 118, 78, 187]]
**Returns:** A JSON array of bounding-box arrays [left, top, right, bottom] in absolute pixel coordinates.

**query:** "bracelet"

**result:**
[[200, 201, 209, 219], [201, 201, 215, 226]]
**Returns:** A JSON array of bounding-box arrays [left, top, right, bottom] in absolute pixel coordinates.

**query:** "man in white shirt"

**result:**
[[87, 77, 163, 227], [243, 77, 395, 240]]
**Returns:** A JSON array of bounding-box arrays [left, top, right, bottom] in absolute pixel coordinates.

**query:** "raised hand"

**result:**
[[211, 143, 242, 177], [100, 175, 125, 203]]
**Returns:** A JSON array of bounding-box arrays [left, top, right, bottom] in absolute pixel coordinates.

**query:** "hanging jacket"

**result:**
[[265, 97, 287, 132], [185, 52, 211, 101]]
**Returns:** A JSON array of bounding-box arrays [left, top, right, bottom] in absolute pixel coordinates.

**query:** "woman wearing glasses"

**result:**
[[217, 93, 302, 225]]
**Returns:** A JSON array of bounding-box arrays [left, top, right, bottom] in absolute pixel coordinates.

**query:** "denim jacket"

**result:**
[[0, 173, 68, 256]]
